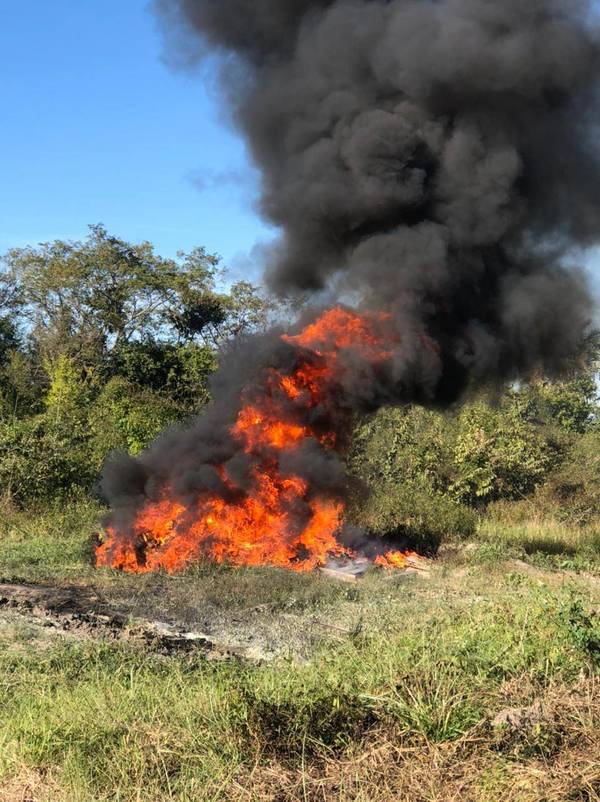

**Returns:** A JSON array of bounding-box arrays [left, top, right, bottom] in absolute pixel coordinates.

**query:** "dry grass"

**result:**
[[0, 770, 62, 802], [225, 678, 600, 802]]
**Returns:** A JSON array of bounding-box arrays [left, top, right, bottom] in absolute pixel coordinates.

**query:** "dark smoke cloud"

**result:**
[[99, 1, 600, 563], [155, 0, 599, 388]]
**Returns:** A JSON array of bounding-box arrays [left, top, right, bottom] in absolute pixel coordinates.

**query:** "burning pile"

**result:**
[[97, 308, 413, 573], [98, 0, 600, 575]]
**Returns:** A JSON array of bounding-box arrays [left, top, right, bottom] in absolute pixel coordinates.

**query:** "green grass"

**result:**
[[0, 497, 103, 583], [3, 561, 600, 800], [476, 516, 600, 575], [3, 501, 600, 799]]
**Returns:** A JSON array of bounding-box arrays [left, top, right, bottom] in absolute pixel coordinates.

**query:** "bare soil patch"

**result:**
[[0, 566, 422, 661]]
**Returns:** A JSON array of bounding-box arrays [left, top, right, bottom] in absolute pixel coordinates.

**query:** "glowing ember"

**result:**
[[96, 307, 413, 574]]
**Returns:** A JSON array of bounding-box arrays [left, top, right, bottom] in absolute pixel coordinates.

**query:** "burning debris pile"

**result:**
[[98, 0, 600, 573], [97, 308, 419, 572]]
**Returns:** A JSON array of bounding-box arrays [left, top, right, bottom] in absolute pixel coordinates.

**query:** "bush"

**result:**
[[349, 397, 562, 523], [514, 374, 599, 434], [535, 430, 600, 527], [448, 400, 559, 506], [112, 341, 217, 409], [0, 416, 94, 505], [351, 479, 477, 554], [88, 377, 185, 464], [0, 357, 193, 506], [0, 350, 42, 418], [348, 406, 454, 494]]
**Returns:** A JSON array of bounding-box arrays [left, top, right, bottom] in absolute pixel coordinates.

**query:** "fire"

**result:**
[[232, 405, 308, 449], [96, 307, 413, 574], [374, 551, 414, 569]]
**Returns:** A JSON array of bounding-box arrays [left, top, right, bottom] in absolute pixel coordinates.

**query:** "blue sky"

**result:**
[[0, 0, 598, 295], [0, 0, 274, 278]]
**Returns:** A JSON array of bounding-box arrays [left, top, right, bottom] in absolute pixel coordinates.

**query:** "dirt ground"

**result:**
[[0, 564, 427, 662]]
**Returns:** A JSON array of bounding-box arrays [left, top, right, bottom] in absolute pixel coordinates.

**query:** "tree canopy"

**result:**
[[0, 224, 270, 369]]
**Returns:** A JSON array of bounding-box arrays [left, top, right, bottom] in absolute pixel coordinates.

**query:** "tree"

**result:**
[[0, 227, 274, 505], [511, 335, 599, 434], [448, 400, 557, 505], [0, 225, 270, 375]]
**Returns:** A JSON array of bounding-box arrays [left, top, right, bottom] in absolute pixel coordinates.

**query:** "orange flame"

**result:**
[[374, 551, 414, 569], [96, 308, 412, 574]]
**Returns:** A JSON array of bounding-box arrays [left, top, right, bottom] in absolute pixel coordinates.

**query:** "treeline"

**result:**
[[0, 225, 269, 505], [0, 225, 598, 545]]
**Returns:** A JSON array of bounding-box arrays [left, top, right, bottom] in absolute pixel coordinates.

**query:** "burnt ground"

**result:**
[[6, 514, 599, 667], [7, 547, 599, 667], [0, 581, 262, 661], [0, 563, 429, 662], [0, 499, 434, 662], [4, 543, 599, 668]]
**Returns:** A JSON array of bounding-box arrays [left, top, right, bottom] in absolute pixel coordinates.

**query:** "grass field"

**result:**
[[2, 501, 600, 801]]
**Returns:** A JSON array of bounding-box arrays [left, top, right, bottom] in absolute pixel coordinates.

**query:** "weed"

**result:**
[[557, 593, 600, 667]]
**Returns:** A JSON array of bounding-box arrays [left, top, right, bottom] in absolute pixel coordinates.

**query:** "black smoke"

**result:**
[[99, 0, 600, 566], [155, 0, 599, 384]]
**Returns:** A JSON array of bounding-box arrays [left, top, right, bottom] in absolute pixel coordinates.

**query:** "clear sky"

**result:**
[[0, 0, 274, 278], [1, 0, 598, 295]]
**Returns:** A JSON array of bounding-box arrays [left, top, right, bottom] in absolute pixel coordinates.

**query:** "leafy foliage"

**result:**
[[448, 400, 557, 505], [349, 406, 452, 494], [353, 479, 477, 553], [88, 377, 183, 461], [0, 224, 269, 382], [537, 430, 600, 527], [112, 340, 217, 409], [0, 227, 274, 505], [349, 395, 557, 508], [0, 416, 93, 505], [515, 373, 599, 434], [348, 373, 598, 541]]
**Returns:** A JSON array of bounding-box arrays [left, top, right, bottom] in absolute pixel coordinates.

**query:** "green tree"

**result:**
[[348, 406, 453, 494], [0, 357, 95, 504], [536, 430, 600, 527], [1, 225, 270, 373], [0, 351, 40, 418], [449, 400, 556, 505], [349, 391, 568, 519], [112, 340, 217, 409], [44, 354, 89, 426], [88, 377, 183, 463], [515, 375, 598, 434]]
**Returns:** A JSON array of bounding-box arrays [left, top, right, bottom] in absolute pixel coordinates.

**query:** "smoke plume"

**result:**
[[98, 0, 600, 572], [155, 0, 599, 386]]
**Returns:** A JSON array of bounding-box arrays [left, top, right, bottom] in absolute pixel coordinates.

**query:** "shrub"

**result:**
[[448, 400, 558, 506], [351, 479, 477, 553], [0, 416, 94, 505], [88, 377, 184, 464], [348, 406, 455, 494], [0, 355, 99, 505], [536, 430, 600, 527], [112, 341, 217, 409], [515, 373, 599, 434], [44, 354, 90, 424], [0, 350, 42, 418]]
